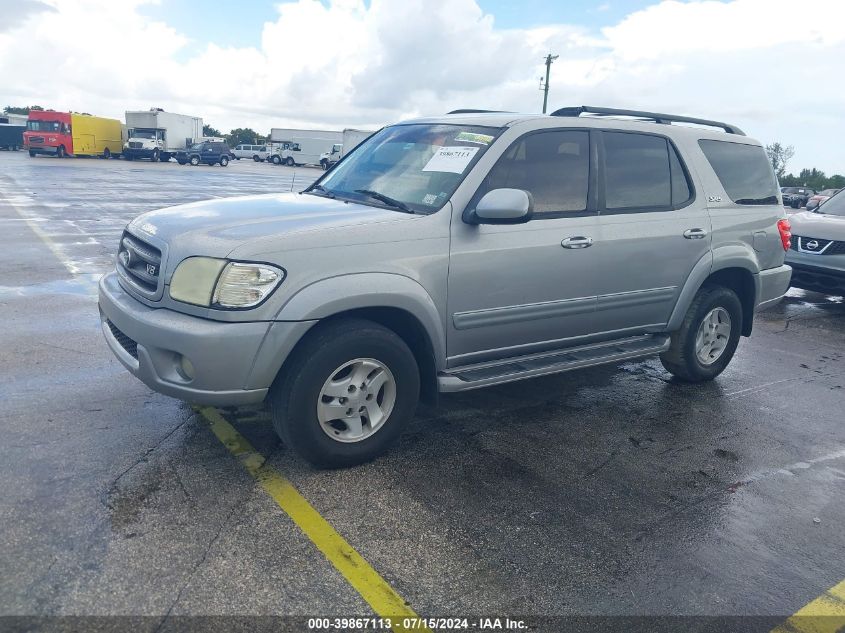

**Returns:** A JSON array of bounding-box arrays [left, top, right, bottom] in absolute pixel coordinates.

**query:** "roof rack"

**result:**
[[549, 105, 745, 136], [446, 109, 511, 115]]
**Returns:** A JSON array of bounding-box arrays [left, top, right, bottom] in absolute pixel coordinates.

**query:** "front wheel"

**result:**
[[29, 150, 36, 157], [189, 155, 200, 166], [270, 319, 420, 468], [285, 156, 295, 166], [151, 149, 159, 163], [56, 145, 66, 158], [271, 155, 281, 165], [660, 285, 742, 382], [102, 148, 111, 159]]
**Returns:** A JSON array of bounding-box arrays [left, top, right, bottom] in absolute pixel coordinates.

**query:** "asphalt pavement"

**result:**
[[1, 150, 844, 632]]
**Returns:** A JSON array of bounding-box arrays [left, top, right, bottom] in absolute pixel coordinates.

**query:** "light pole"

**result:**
[[539, 53, 559, 114]]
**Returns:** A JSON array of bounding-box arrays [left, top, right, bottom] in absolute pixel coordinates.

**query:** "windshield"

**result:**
[[819, 189, 839, 196], [310, 123, 502, 214], [190, 143, 204, 150], [27, 120, 64, 132], [818, 190, 845, 216], [131, 130, 157, 139]]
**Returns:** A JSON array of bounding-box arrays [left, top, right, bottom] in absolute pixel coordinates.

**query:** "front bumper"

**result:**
[[785, 253, 845, 294], [98, 272, 273, 405], [26, 145, 59, 155], [124, 147, 157, 159], [756, 264, 792, 311]]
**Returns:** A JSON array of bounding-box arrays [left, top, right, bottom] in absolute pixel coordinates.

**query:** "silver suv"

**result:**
[[786, 188, 845, 295], [99, 106, 792, 467]]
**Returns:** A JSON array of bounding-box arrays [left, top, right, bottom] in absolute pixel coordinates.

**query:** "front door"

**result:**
[[447, 129, 601, 367]]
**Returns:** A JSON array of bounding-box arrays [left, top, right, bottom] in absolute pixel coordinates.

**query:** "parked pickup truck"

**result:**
[[99, 106, 792, 467]]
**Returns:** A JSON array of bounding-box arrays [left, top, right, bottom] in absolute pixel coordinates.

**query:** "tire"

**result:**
[[102, 148, 111, 159], [253, 155, 261, 162], [660, 285, 743, 383], [151, 149, 159, 163], [321, 159, 328, 170], [285, 156, 295, 167], [219, 155, 229, 166], [29, 150, 36, 157], [791, 199, 800, 209], [56, 145, 66, 158], [272, 155, 281, 165], [189, 155, 200, 166], [177, 159, 187, 165], [269, 318, 420, 468]]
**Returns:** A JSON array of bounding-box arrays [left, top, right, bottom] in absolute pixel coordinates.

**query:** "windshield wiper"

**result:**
[[354, 189, 414, 214], [307, 184, 336, 199]]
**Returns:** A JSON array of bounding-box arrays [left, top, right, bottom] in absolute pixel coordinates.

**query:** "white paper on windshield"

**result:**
[[422, 146, 479, 174]]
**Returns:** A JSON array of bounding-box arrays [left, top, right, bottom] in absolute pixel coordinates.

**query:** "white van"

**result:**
[[232, 144, 269, 161]]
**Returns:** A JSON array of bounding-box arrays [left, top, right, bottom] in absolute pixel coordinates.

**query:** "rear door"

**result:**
[[587, 130, 711, 333]]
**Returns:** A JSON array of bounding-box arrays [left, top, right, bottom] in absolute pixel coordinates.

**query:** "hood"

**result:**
[[127, 192, 414, 256], [789, 210, 845, 240]]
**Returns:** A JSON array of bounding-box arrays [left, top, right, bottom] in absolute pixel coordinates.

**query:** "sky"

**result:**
[[0, 0, 842, 175]]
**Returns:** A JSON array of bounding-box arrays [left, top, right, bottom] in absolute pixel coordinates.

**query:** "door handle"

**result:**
[[683, 228, 708, 239], [561, 236, 593, 249]]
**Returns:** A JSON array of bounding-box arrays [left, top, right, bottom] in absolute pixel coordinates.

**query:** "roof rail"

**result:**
[[549, 105, 745, 136], [446, 109, 511, 115]]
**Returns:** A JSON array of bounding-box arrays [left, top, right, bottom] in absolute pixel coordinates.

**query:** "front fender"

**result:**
[[275, 272, 447, 367]]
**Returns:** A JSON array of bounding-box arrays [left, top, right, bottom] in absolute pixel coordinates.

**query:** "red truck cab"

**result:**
[[23, 110, 73, 157]]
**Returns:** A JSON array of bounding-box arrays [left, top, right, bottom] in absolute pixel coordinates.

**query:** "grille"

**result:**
[[106, 320, 138, 359], [128, 141, 143, 149], [793, 236, 843, 255], [117, 231, 162, 297], [29, 136, 45, 143]]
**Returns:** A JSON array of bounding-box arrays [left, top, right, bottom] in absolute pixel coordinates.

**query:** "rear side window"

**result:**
[[603, 132, 692, 211], [698, 140, 778, 205], [476, 130, 590, 215]]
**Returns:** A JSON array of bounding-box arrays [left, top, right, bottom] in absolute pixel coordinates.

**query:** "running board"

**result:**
[[438, 334, 670, 392]]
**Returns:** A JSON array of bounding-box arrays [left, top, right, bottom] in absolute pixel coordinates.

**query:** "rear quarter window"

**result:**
[[698, 139, 779, 205]]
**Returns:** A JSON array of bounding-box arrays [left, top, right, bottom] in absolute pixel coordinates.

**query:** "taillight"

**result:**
[[777, 218, 791, 251]]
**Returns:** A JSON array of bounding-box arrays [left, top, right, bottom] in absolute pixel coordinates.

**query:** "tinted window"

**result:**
[[476, 130, 589, 214], [669, 144, 692, 206], [818, 190, 845, 217], [699, 140, 778, 205], [604, 132, 674, 210]]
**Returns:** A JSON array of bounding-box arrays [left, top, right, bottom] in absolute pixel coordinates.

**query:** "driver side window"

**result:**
[[475, 130, 590, 216]]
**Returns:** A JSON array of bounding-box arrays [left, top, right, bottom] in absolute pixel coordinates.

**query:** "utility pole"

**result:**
[[539, 53, 559, 114]]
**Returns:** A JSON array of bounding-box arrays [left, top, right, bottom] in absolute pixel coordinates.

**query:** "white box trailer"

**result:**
[[124, 109, 203, 162], [317, 128, 375, 170], [269, 128, 342, 167]]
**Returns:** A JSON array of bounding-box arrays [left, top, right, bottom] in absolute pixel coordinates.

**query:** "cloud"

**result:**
[[0, 0, 55, 34], [0, 0, 842, 174]]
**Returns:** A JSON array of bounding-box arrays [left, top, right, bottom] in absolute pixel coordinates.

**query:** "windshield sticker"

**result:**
[[454, 132, 494, 145], [422, 193, 438, 205], [422, 146, 479, 174]]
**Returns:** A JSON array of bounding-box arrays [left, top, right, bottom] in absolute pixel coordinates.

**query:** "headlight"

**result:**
[[212, 262, 284, 308], [169, 258, 284, 309]]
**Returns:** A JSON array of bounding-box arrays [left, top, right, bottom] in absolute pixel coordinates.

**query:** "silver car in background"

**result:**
[[787, 189, 845, 295]]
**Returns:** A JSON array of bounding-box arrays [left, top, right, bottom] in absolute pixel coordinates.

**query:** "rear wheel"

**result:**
[[253, 155, 261, 162], [102, 148, 111, 159], [189, 155, 200, 166], [285, 156, 295, 167], [270, 319, 420, 468], [272, 155, 281, 165], [219, 155, 229, 167], [660, 285, 742, 382]]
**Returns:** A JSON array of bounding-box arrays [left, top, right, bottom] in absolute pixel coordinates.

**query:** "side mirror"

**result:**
[[469, 188, 533, 224]]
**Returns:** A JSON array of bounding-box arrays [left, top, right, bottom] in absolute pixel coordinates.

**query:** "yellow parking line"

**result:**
[[197, 406, 431, 633], [771, 579, 845, 633]]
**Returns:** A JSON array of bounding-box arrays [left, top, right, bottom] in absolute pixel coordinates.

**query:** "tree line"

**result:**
[[766, 142, 844, 191]]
